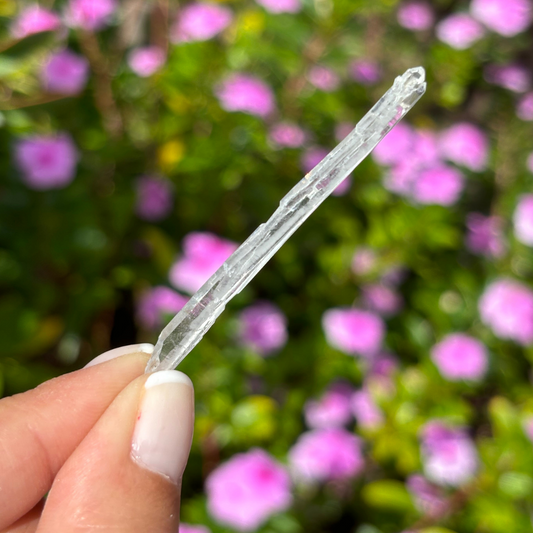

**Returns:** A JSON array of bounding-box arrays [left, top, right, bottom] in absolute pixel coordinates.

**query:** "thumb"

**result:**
[[38, 371, 194, 533]]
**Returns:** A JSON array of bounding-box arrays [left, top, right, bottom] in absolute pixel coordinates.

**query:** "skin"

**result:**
[[0, 350, 193, 533]]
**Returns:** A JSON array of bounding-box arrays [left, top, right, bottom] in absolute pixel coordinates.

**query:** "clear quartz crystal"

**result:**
[[145, 66, 426, 373]]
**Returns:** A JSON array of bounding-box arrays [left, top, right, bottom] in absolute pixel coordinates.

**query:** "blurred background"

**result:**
[[2, 0, 533, 531]]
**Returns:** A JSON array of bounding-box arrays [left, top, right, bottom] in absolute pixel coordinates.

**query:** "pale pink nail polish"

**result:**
[[131, 370, 194, 484]]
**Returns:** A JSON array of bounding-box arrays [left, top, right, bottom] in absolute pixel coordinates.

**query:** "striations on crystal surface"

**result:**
[[145, 67, 426, 373]]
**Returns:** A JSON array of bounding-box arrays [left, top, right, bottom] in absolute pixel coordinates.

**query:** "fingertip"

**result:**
[[84, 343, 154, 368]]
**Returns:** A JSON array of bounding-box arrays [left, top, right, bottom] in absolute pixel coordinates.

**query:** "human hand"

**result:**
[[0, 344, 194, 533]]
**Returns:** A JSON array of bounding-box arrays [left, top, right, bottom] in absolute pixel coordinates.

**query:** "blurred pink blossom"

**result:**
[[11, 5, 61, 38], [485, 64, 530, 93], [332, 176, 352, 196], [301, 146, 328, 173], [412, 129, 441, 166], [304, 383, 353, 429], [322, 308, 384, 357], [349, 60, 382, 85], [216, 74, 275, 117], [171, 2, 233, 42], [15, 134, 78, 190], [466, 213, 506, 257], [351, 247, 376, 276], [180, 525, 211, 533], [269, 122, 306, 148], [470, 0, 532, 36], [397, 1, 434, 31], [439, 122, 488, 172], [254, 0, 302, 13], [431, 333, 488, 381], [479, 278, 533, 345], [412, 165, 464, 206], [135, 176, 173, 221], [41, 49, 89, 95], [206, 449, 292, 531], [523, 416, 533, 443], [238, 301, 288, 356], [335, 122, 355, 142], [308, 66, 341, 92], [170, 232, 238, 294], [362, 284, 403, 317], [137, 286, 188, 330], [372, 122, 414, 166], [436, 13, 485, 49], [407, 475, 446, 514], [420, 421, 478, 487], [514, 195, 533, 245], [383, 159, 420, 196], [66, 0, 117, 31], [289, 428, 364, 482], [128, 47, 166, 77], [367, 352, 398, 394], [517, 92, 533, 120], [351, 390, 384, 429]]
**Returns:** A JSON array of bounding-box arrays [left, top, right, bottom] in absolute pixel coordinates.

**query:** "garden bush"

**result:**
[[2, 0, 533, 532]]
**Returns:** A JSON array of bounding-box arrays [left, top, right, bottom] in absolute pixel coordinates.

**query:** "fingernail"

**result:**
[[131, 370, 194, 484], [85, 343, 154, 368]]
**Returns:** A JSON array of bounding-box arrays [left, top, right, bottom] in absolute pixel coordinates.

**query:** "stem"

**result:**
[[78, 31, 123, 138]]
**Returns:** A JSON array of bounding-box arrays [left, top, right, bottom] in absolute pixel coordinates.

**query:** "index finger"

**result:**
[[0, 344, 153, 531]]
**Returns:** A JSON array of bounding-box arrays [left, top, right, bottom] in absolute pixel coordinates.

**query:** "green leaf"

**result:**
[[361, 480, 415, 511]]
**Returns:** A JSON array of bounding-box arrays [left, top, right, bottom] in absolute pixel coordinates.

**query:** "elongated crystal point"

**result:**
[[145, 67, 426, 373]]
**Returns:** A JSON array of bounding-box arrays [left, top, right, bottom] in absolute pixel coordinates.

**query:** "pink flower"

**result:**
[[135, 176, 174, 221], [412, 129, 441, 165], [362, 284, 403, 317], [466, 213, 506, 257], [171, 2, 233, 43], [169, 232, 238, 294], [407, 475, 446, 514], [479, 278, 533, 345], [420, 422, 478, 487], [335, 122, 355, 142], [289, 428, 364, 482], [412, 165, 464, 206], [66, 0, 117, 31], [254, 0, 302, 14], [349, 60, 382, 85], [11, 5, 61, 38], [436, 13, 485, 49], [332, 175, 352, 196], [180, 525, 211, 533], [238, 301, 288, 356], [128, 46, 166, 77], [216, 74, 275, 118], [485, 64, 530, 93], [269, 122, 306, 148], [301, 146, 328, 173], [351, 247, 376, 276], [307, 66, 340, 92], [383, 159, 421, 196], [136, 286, 188, 330], [523, 416, 533, 443], [397, 1, 434, 31], [41, 50, 89, 95], [351, 390, 384, 429], [431, 334, 488, 381], [514, 195, 533, 245], [470, 0, 532, 36], [15, 134, 78, 190], [439, 122, 489, 172], [517, 92, 533, 120], [304, 383, 353, 429], [322, 308, 384, 357], [206, 449, 292, 531], [372, 122, 414, 166]]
